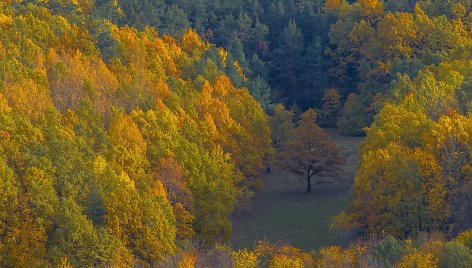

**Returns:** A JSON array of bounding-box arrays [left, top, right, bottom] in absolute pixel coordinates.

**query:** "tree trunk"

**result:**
[[306, 177, 311, 193]]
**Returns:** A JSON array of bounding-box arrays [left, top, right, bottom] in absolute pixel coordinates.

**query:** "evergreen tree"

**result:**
[[247, 76, 271, 110], [270, 19, 304, 105], [301, 37, 328, 107]]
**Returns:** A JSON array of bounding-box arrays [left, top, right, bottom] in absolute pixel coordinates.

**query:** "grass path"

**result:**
[[230, 129, 363, 252]]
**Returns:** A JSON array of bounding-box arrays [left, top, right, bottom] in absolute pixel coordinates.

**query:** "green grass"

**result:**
[[230, 129, 363, 252]]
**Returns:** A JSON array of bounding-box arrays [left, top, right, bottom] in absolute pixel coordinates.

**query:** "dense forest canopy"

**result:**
[[2, 0, 472, 267], [0, 0, 274, 265]]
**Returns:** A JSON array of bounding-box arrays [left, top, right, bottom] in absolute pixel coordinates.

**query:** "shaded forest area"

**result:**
[[92, 0, 472, 135]]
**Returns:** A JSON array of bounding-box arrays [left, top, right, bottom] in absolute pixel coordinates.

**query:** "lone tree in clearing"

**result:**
[[276, 109, 343, 193]]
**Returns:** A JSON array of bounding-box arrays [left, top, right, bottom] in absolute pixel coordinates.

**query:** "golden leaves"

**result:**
[[181, 29, 209, 59], [3, 78, 53, 119], [357, 0, 384, 18]]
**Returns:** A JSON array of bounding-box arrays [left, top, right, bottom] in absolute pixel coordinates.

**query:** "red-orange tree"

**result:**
[[276, 109, 343, 193]]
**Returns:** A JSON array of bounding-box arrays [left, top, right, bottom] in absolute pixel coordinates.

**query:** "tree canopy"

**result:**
[[0, 2, 272, 265], [276, 109, 343, 193]]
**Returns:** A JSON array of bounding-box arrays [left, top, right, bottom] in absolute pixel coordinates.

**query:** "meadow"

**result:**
[[231, 129, 363, 251]]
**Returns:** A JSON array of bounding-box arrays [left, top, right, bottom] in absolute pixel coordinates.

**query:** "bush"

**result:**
[[232, 249, 259, 268], [438, 241, 472, 268], [371, 237, 407, 267], [456, 230, 472, 249], [336, 93, 370, 136]]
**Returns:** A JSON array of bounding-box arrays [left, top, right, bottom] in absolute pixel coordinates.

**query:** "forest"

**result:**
[[1, 0, 472, 267]]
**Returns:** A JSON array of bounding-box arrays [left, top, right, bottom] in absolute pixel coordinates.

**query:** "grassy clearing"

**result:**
[[231, 129, 363, 252]]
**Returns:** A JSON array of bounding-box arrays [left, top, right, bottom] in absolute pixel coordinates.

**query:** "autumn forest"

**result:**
[[1, 0, 472, 267]]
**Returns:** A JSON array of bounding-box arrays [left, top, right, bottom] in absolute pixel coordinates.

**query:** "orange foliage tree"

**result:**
[[276, 109, 343, 193]]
